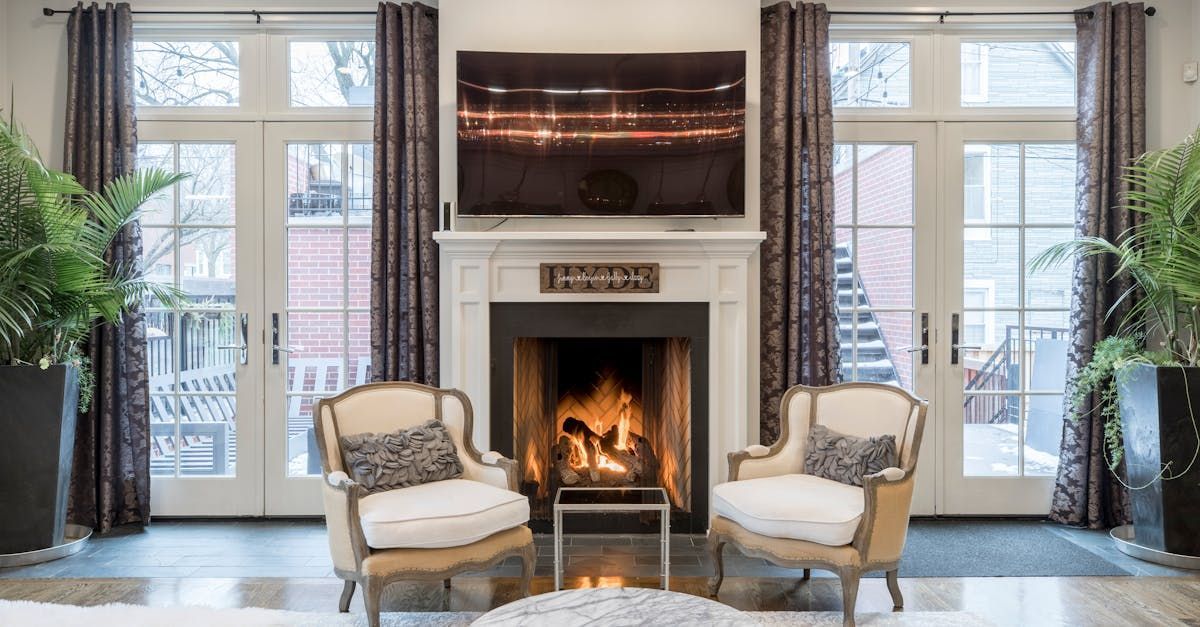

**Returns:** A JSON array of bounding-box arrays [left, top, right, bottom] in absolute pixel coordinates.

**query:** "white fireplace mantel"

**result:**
[[435, 230, 765, 504]]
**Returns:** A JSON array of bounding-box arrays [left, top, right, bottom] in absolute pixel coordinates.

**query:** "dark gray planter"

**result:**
[[0, 364, 79, 554], [1117, 363, 1200, 557]]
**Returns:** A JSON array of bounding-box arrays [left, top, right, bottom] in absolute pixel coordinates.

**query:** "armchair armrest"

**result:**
[[727, 443, 800, 482], [462, 449, 520, 492], [852, 466, 917, 566], [322, 471, 370, 572]]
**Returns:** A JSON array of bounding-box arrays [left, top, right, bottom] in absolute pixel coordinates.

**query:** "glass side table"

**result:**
[[553, 487, 671, 591]]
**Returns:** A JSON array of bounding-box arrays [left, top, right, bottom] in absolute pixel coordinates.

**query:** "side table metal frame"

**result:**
[[552, 487, 670, 591]]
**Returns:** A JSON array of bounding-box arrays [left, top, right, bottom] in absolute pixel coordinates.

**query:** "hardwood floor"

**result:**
[[0, 575, 1197, 626]]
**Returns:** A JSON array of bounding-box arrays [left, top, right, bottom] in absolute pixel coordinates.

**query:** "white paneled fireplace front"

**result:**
[[435, 231, 764, 522]]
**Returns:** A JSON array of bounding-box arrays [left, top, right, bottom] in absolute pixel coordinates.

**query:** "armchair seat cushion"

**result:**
[[358, 479, 529, 549], [712, 473, 864, 546]]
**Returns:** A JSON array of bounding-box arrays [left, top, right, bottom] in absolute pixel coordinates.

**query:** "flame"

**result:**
[[559, 385, 642, 475]]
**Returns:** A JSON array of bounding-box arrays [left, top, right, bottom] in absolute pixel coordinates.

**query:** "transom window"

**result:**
[[959, 41, 1076, 108], [288, 40, 376, 107], [135, 41, 240, 107], [830, 41, 911, 108]]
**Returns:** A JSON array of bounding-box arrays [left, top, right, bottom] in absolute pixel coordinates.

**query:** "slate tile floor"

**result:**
[[0, 519, 1190, 580]]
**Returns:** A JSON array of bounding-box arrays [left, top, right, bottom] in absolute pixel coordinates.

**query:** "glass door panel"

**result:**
[[943, 123, 1075, 514], [140, 122, 263, 516], [264, 122, 373, 514], [832, 123, 937, 515]]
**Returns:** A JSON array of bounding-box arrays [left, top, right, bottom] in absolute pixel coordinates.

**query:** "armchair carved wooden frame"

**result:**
[[707, 382, 928, 627], [314, 381, 535, 627]]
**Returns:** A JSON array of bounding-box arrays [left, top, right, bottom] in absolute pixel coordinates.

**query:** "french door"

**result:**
[[834, 121, 1075, 515], [832, 122, 937, 515], [939, 122, 1075, 514], [141, 121, 264, 516], [143, 121, 371, 516], [263, 121, 374, 515]]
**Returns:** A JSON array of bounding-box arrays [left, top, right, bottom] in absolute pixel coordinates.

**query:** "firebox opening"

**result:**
[[513, 336, 693, 523]]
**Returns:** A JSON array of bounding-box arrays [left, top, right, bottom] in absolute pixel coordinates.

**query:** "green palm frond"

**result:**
[[0, 115, 188, 367], [1030, 127, 1200, 365]]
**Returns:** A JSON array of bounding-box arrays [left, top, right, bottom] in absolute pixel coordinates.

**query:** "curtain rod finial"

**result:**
[[42, 8, 55, 16], [1144, 6, 1157, 16]]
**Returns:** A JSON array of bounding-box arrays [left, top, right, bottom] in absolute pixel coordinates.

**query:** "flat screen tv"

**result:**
[[456, 50, 746, 218]]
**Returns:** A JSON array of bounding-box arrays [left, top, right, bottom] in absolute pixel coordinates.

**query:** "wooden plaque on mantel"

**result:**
[[540, 263, 660, 293]]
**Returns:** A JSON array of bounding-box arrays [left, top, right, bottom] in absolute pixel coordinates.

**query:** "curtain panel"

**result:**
[[370, 2, 440, 385], [1052, 1, 1147, 529], [62, 1, 151, 532], [758, 2, 840, 445]]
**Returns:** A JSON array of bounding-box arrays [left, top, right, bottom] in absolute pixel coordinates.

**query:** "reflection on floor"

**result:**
[[1, 576, 1199, 626], [0, 519, 1190, 580]]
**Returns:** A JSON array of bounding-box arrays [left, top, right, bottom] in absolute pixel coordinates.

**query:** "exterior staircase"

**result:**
[[835, 244, 900, 385]]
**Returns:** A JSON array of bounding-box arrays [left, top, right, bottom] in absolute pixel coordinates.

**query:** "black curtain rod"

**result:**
[[829, 7, 1155, 20], [42, 5, 1156, 22]]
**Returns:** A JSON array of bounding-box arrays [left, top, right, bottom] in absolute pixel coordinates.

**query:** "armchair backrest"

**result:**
[[779, 382, 927, 473], [314, 381, 480, 475]]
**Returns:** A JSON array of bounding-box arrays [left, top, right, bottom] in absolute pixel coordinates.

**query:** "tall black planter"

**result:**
[[1117, 363, 1200, 557], [0, 364, 79, 553]]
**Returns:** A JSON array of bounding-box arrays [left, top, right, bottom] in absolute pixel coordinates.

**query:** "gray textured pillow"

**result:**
[[339, 419, 464, 493], [804, 424, 897, 487]]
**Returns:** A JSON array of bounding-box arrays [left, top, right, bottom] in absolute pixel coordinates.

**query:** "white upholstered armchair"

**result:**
[[707, 382, 928, 627], [314, 382, 535, 627]]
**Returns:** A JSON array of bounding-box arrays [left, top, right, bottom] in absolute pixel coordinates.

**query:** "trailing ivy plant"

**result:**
[[1032, 127, 1200, 481], [0, 115, 185, 408]]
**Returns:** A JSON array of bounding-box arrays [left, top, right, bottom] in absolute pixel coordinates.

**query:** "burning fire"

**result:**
[[562, 388, 637, 475]]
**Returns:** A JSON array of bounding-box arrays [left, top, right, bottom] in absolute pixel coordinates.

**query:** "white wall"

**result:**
[[4, 0, 1193, 185], [438, 0, 762, 233]]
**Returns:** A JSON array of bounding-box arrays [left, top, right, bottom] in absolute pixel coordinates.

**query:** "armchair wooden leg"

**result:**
[[802, 568, 811, 581], [706, 533, 726, 597], [444, 578, 452, 589], [838, 568, 861, 627], [886, 569, 903, 609], [518, 542, 535, 598], [363, 576, 382, 627], [338, 579, 356, 613]]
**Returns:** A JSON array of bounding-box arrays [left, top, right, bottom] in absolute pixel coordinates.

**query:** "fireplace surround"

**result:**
[[491, 302, 708, 532], [434, 230, 765, 527]]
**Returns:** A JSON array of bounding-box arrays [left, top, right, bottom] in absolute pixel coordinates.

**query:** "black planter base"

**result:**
[[1118, 364, 1200, 557], [1111, 525, 1200, 570], [0, 365, 80, 554], [0, 523, 91, 568]]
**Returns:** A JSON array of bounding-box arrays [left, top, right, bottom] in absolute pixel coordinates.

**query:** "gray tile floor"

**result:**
[[0, 519, 1190, 580]]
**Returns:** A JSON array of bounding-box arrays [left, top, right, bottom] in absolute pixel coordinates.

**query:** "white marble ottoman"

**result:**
[[472, 586, 755, 626]]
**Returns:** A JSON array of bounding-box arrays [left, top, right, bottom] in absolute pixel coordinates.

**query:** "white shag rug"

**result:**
[[0, 600, 990, 626]]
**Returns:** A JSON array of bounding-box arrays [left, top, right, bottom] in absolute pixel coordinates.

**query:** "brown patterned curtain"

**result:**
[[371, 2, 439, 384], [758, 2, 840, 444], [1051, 2, 1146, 529], [62, 2, 150, 532]]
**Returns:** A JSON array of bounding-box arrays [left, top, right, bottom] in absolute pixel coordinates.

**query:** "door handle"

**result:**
[[949, 313, 979, 365], [269, 313, 300, 365], [897, 313, 929, 365], [217, 313, 249, 365]]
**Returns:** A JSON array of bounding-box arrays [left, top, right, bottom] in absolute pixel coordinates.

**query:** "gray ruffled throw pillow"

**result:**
[[339, 419, 464, 493], [804, 424, 897, 487]]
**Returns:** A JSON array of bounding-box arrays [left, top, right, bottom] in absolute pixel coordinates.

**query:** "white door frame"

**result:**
[[263, 120, 373, 515], [142, 120, 265, 516]]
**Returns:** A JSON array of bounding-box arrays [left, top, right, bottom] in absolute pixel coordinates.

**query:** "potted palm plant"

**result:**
[[1033, 128, 1200, 557], [0, 117, 184, 553]]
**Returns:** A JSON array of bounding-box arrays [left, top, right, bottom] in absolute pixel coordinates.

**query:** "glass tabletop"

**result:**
[[554, 487, 669, 507]]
